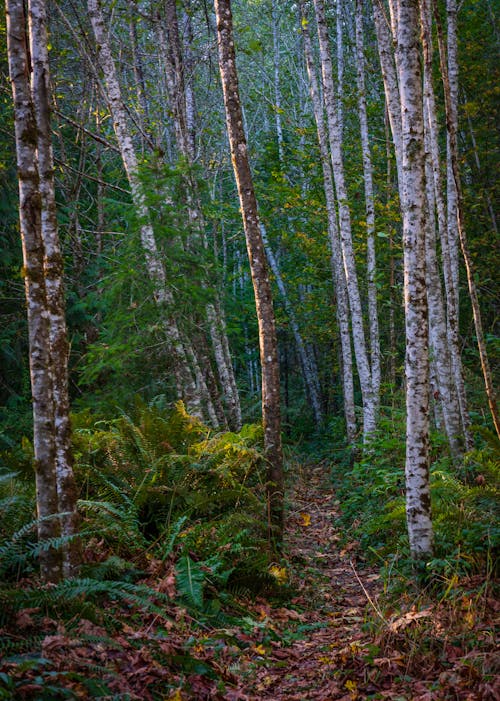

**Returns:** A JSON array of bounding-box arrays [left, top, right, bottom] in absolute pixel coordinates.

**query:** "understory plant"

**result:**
[[330, 410, 499, 580]]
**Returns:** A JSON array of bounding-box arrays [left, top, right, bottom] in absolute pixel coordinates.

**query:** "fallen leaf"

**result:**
[[300, 512, 312, 527]]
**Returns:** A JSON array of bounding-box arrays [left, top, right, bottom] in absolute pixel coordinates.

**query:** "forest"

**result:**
[[0, 0, 498, 698]]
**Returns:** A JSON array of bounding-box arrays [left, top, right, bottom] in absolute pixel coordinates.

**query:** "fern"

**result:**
[[176, 555, 205, 609]]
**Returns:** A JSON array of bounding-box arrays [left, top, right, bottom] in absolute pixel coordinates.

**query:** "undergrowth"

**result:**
[[327, 409, 499, 585], [0, 400, 286, 698]]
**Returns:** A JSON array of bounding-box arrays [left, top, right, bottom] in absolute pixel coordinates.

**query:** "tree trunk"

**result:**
[[434, 0, 499, 440], [373, 0, 403, 184], [314, 0, 376, 441], [215, 0, 284, 544], [355, 0, 381, 415], [6, 0, 62, 583], [299, 0, 356, 443], [29, 0, 80, 576], [396, 0, 433, 559], [420, 0, 470, 456]]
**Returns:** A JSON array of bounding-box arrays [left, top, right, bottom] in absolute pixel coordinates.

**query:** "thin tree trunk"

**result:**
[[87, 0, 211, 421], [420, 0, 470, 456], [373, 0, 403, 183], [6, 0, 62, 583], [434, 0, 500, 439], [397, 0, 433, 559], [29, 0, 80, 576], [355, 0, 381, 414], [215, 0, 284, 544], [128, 0, 150, 152], [314, 0, 376, 441], [299, 0, 356, 442], [423, 124, 463, 459], [260, 223, 324, 426], [272, 0, 284, 163]]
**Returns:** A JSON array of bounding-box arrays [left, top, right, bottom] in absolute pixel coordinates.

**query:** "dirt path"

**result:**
[[235, 463, 383, 700], [226, 464, 497, 701], [2, 464, 495, 700]]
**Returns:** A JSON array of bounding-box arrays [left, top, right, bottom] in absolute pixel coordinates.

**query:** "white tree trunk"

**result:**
[[299, 0, 357, 442], [29, 0, 80, 576], [314, 0, 376, 441], [87, 0, 214, 422], [7, 0, 62, 583], [423, 128, 463, 459], [421, 0, 470, 456], [396, 0, 433, 559], [355, 0, 381, 413], [272, 0, 284, 163], [446, 0, 460, 318], [373, 0, 403, 184]]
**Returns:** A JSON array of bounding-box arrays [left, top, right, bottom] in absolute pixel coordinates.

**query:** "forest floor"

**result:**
[[1, 464, 498, 700]]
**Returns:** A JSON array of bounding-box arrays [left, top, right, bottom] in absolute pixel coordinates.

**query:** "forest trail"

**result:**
[[1, 463, 495, 700], [227, 464, 496, 701], [238, 462, 385, 700]]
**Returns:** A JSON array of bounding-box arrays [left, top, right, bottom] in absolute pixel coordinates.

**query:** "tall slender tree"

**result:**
[[7, 0, 62, 582], [214, 0, 284, 543], [313, 0, 377, 442], [29, 0, 80, 576], [396, 0, 433, 559], [299, 0, 356, 442]]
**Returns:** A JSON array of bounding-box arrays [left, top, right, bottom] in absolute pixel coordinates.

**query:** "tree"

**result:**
[[29, 0, 80, 576], [214, 0, 284, 543], [313, 0, 377, 442], [6, 0, 79, 581], [87, 0, 219, 425], [396, 0, 433, 559], [299, 0, 356, 442]]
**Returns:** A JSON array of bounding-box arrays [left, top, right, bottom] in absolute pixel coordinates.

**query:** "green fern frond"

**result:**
[[176, 555, 205, 609]]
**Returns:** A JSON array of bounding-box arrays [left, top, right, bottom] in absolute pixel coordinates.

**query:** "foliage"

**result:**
[[329, 411, 499, 579]]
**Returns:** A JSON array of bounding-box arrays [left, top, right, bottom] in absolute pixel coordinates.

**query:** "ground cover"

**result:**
[[0, 463, 497, 700]]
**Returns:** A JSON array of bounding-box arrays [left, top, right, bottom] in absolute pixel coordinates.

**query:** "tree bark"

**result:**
[[396, 0, 433, 559], [29, 0, 80, 576], [6, 0, 62, 583], [420, 0, 470, 456], [355, 0, 381, 415], [215, 0, 284, 544], [299, 0, 356, 442], [313, 0, 376, 441]]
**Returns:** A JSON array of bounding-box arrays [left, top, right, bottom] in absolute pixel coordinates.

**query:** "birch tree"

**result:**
[[420, 0, 469, 456], [29, 0, 80, 576], [214, 0, 284, 543], [6, 0, 61, 582], [396, 0, 433, 559], [355, 0, 381, 414], [313, 0, 377, 442], [299, 0, 356, 442]]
